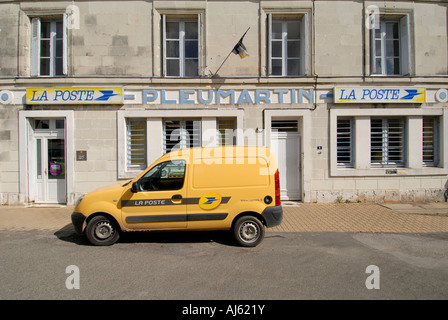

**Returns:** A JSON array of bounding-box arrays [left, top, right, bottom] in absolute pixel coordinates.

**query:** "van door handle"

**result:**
[[171, 194, 183, 204]]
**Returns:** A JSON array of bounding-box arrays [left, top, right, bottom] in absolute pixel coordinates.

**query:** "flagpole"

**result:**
[[212, 27, 250, 77], [212, 50, 233, 77]]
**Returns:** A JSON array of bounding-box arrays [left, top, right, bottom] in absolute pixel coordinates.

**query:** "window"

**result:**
[[138, 160, 186, 191], [35, 119, 50, 130], [330, 110, 447, 177], [422, 117, 439, 167], [127, 119, 147, 170], [34, 119, 65, 130], [164, 119, 201, 153], [163, 16, 199, 77], [268, 15, 307, 76], [217, 119, 236, 146], [337, 118, 353, 167], [271, 120, 299, 132], [31, 17, 67, 76], [370, 15, 411, 75], [371, 118, 405, 167]]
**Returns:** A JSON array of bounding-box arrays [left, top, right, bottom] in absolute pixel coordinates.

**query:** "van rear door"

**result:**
[[186, 152, 270, 230]]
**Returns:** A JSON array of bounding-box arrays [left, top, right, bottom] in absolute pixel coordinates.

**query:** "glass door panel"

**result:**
[[48, 139, 65, 180]]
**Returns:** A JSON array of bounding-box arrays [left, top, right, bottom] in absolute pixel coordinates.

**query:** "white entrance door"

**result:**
[[270, 120, 301, 201], [32, 119, 67, 204]]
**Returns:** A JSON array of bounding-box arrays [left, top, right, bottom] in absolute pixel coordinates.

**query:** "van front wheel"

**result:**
[[233, 216, 265, 247], [85, 215, 120, 246]]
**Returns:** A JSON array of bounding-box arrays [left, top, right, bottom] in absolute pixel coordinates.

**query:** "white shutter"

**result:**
[[197, 13, 201, 76], [31, 17, 41, 76], [162, 14, 167, 77], [62, 13, 68, 75], [370, 24, 376, 74], [400, 14, 411, 75], [267, 13, 272, 76], [300, 14, 308, 75]]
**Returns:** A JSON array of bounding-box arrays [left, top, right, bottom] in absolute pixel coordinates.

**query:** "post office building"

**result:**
[[0, 0, 447, 205]]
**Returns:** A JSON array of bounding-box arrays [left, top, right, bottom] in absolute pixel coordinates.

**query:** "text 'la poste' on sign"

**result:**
[[26, 88, 123, 104], [334, 87, 426, 104]]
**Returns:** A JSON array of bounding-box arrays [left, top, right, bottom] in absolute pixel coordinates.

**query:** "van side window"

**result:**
[[138, 160, 186, 191]]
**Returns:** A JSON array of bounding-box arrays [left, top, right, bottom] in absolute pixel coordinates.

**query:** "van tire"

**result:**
[[85, 215, 120, 246], [233, 215, 265, 247]]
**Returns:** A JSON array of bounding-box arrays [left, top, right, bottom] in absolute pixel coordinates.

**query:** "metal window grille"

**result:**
[[337, 118, 353, 167], [370, 118, 405, 167], [163, 119, 201, 153], [422, 117, 439, 167], [271, 120, 298, 132], [126, 119, 147, 170], [217, 119, 236, 146]]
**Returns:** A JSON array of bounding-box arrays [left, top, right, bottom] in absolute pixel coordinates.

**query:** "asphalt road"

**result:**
[[1, 226, 447, 302]]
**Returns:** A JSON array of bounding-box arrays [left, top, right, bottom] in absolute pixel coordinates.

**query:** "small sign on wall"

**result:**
[[76, 150, 87, 161]]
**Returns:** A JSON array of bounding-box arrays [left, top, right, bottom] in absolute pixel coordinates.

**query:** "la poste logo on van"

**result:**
[[199, 192, 222, 210]]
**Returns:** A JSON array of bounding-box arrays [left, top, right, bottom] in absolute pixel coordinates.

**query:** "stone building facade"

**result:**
[[0, 0, 447, 205]]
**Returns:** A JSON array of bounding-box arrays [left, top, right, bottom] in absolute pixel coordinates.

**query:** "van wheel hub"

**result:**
[[95, 221, 114, 239], [240, 222, 259, 242]]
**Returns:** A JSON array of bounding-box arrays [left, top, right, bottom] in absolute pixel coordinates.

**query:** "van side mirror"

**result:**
[[131, 182, 139, 193]]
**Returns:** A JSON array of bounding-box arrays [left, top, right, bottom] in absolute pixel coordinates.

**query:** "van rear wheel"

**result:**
[[85, 215, 120, 246], [233, 216, 265, 247]]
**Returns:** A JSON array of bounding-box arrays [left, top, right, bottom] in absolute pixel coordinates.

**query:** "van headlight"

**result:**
[[75, 194, 85, 207]]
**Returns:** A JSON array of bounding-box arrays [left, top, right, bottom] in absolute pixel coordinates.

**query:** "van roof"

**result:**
[[159, 146, 277, 164]]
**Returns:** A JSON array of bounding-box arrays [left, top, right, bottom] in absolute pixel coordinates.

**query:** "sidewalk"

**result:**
[[269, 202, 448, 233], [0, 202, 447, 233]]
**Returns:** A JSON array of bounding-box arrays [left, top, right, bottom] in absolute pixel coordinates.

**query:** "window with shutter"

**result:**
[[163, 15, 200, 77], [337, 118, 354, 167], [217, 119, 236, 146], [422, 117, 440, 167], [370, 15, 411, 76], [126, 119, 147, 170], [31, 16, 68, 77], [163, 119, 201, 153], [370, 118, 405, 167], [268, 14, 307, 76]]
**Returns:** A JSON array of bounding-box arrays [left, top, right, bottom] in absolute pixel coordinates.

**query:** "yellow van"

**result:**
[[71, 146, 283, 247]]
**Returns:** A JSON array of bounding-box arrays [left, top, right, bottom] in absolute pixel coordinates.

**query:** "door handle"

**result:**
[[171, 194, 183, 204], [171, 194, 182, 200]]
